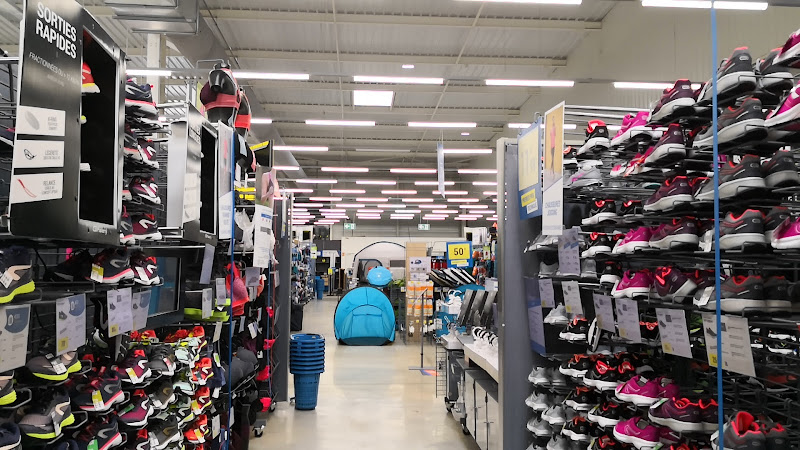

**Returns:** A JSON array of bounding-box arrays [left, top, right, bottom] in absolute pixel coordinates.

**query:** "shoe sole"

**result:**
[[586, 414, 620, 428], [125, 100, 158, 117], [613, 242, 650, 254], [134, 231, 163, 241], [79, 390, 125, 412], [615, 391, 659, 407], [773, 44, 800, 68], [719, 298, 768, 313], [611, 127, 654, 147], [695, 118, 767, 149], [649, 233, 699, 250], [577, 137, 610, 155], [765, 170, 800, 188], [600, 275, 621, 286], [612, 287, 650, 298], [718, 176, 765, 199], [773, 233, 800, 249], [660, 279, 697, 301], [581, 212, 617, 226], [558, 332, 586, 341], [121, 405, 154, 427], [583, 378, 619, 391], [719, 232, 767, 250], [567, 179, 602, 189], [651, 97, 696, 122], [701, 71, 758, 104], [0, 280, 35, 304], [0, 389, 16, 406], [23, 412, 75, 439], [97, 433, 123, 450], [613, 428, 660, 449], [563, 400, 592, 411], [581, 246, 612, 257], [99, 268, 135, 284], [644, 143, 686, 166], [766, 97, 800, 128], [81, 84, 100, 94], [644, 194, 693, 212]]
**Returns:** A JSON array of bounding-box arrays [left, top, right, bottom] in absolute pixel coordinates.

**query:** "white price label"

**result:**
[[615, 298, 641, 343], [131, 290, 151, 331], [538, 278, 555, 308], [215, 278, 227, 307], [656, 308, 692, 359], [56, 294, 86, 355], [0, 305, 30, 372], [701, 313, 756, 376], [107, 288, 133, 337], [592, 293, 616, 332], [562, 281, 583, 316], [557, 227, 581, 276]]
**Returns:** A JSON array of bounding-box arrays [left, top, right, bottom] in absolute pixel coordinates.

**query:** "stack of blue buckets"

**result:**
[[290, 333, 325, 410]]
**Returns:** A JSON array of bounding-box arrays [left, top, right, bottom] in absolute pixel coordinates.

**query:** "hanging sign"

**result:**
[[447, 241, 473, 268], [518, 118, 543, 219], [542, 102, 565, 235]]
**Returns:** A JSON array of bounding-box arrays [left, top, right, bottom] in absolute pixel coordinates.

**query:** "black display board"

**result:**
[[10, 0, 124, 244]]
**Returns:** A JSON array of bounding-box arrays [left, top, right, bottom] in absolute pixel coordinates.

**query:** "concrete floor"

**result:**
[[257, 296, 480, 450]]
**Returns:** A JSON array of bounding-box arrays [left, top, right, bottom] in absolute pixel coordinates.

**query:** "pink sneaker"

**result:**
[[615, 375, 661, 406], [613, 417, 661, 449], [611, 111, 653, 147], [765, 82, 800, 128], [612, 114, 634, 142], [657, 377, 680, 399], [773, 28, 800, 68], [612, 227, 652, 254], [612, 269, 653, 298], [770, 216, 800, 250], [610, 162, 627, 178]]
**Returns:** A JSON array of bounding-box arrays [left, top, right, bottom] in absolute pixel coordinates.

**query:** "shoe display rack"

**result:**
[[499, 29, 800, 450]]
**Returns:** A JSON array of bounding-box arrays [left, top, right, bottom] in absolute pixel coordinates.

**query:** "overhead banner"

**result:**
[[542, 102, 565, 235], [437, 142, 445, 197], [518, 118, 543, 220]]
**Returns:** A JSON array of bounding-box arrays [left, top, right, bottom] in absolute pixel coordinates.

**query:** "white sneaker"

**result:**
[[544, 304, 569, 325]]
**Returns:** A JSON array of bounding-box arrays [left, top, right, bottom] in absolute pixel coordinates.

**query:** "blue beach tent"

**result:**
[[334, 287, 396, 345], [366, 266, 393, 287]]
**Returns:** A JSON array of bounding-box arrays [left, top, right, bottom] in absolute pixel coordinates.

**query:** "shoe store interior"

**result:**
[[3, 0, 800, 449]]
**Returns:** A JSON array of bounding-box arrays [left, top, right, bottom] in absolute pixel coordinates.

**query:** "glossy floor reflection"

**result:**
[[255, 296, 480, 450]]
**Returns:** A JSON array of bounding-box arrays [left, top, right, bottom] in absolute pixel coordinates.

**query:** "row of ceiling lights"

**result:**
[[454, 0, 768, 9]]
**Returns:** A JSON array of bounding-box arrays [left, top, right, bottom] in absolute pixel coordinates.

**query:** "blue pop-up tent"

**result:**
[[334, 287, 396, 345]]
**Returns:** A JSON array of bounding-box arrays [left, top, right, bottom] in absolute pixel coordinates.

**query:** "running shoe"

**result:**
[[599, 261, 622, 286], [525, 392, 550, 411], [611, 111, 653, 147], [641, 322, 659, 343], [0, 371, 14, 406], [615, 375, 664, 407], [129, 176, 161, 205], [612, 270, 653, 299], [183, 415, 209, 444], [583, 360, 621, 391], [773, 28, 800, 68], [587, 401, 624, 427], [762, 421, 790, 450], [191, 358, 214, 386], [131, 251, 161, 286], [619, 200, 642, 216], [649, 217, 699, 250], [46, 249, 92, 282], [565, 163, 602, 189], [125, 78, 158, 118], [0, 423, 20, 450], [118, 389, 154, 427], [527, 417, 552, 437], [718, 155, 766, 199], [650, 80, 696, 123], [148, 418, 181, 450], [644, 123, 686, 166], [564, 386, 599, 411], [578, 120, 611, 156], [582, 200, 618, 226], [120, 207, 135, 245], [648, 398, 704, 432], [699, 97, 767, 148], [644, 176, 693, 212], [613, 417, 660, 449], [91, 248, 134, 284], [73, 370, 124, 412], [612, 227, 652, 254], [561, 416, 596, 442], [192, 387, 211, 415], [134, 138, 159, 169], [148, 345, 177, 376], [544, 304, 569, 326], [719, 209, 767, 250], [528, 366, 552, 385], [126, 429, 152, 450], [559, 318, 589, 342], [711, 411, 766, 450], [757, 48, 795, 93], [695, 275, 765, 313], [19, 389, 75, 439], [81, 62, 100, 94], [541, 405, 567, 426], [149, 381, 177, 411], [26, 352, 81, 381], [764, 276, 791, 313], [131, 213, 163, 241], [761, 149, 800, 188], [771, 215, 800, 249], [0, 246, 35, 303], [115, 348, 151, 384], [697, 47, 758, 105], [653, 267, 697, 301], [764, 206, 792, 242], [74, 416, 123, 450], [582, 233, 612, 257]]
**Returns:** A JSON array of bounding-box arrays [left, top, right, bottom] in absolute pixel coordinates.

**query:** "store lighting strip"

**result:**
[[232, 71, 310, 80], [485, 79, 575, 87], [127, 69, 173, 77], [296, 179, 337, 184], [251, 118, 273, 124], [382, 190, 418, 195], [330, 189, 366, 194], [354, 75, 444, 85], [456, 0, 581, 3], [442, 149, 493, 155], [408, 122, 477, 128], [321, 167, 369, 173], [641, 0, 768, 9], [306, 120, 375, 127], [274, 146, 328, 152], [390, 168, 437, 174], [273, 166, 300, 171], [458, 169, 498, 174], [356, 180, 397, 185], [433, 190, 468, 195], [614, 81, 703, 90], [416, 181, 455, 186]]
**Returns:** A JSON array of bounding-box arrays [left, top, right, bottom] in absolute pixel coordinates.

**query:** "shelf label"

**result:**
[[107, 288, 133, 337], [202, 288, 213, 319], [56, 294, 85, 355], [557, 227, 581, 275], [562, 280, 583, 315], [538, 278, 555, 308], [592, 293, 616, 332], [615, 298, 641, 343], [656, 308, 692, 359], [131, 290, 151, 331], [0, 305, 29, 372], [701, 313, 756, 377]]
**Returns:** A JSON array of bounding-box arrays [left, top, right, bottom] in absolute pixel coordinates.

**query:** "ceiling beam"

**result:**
[[200, 9, 602, 31], [233, 49, 566, 67], [263, 103, 519, 117]]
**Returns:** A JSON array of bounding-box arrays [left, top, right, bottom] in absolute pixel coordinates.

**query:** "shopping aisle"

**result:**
[[257, 296, 480, 450]]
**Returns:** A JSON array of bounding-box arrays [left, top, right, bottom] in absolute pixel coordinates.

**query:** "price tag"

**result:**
[[245, 267, 261, 287], [615, 298, 641, 343], [557, 227, 581, 276], [90, 264, 104, 283], [212, 414, 221, 438], [202, 288, 213, 319], [91, 390, 105, 410], [51, 358, 66, 374], [562, 281, 583, 315], [107, 288, 133, 337], [56, 294, 86, 355], [701, 313, 756, 376], [248, 322, 258, 339], [131, 290, 151, 331], [215, 278, 227, 307], [538, 278, 555, 308], [200, 244, 215, 284], [592, 293, 616, 332], [213, 322, 222, 343], [656, 308, 692, 359], [447, 241, 473, 268], [0, 270, 12, 288], [0, 305, 30, 372]]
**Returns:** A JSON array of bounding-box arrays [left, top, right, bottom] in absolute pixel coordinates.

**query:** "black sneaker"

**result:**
[[18, 388, 75, 439], [762, 149, 800, 188], [719, 209, 767, 250], [561, 416, 597, 442], [564, 146, 578, 167], [765, 276, 791, 313], [756, 48, 795, 93], [125, 78, 158, 118], [559, 354, 596, 378], [582, 200, 617, 226], [587, 400, 624, 428], [582, 360, 621, 391], [764, 206, 791, 242], [91, 248, 134, 284], [148, 417, 181, 449], [718, 155, 766, 199], [148, 380, 177, 411], [581, 233, 612, 258], [73, 416, 123, 450], [148, 345, 177, 376], [698, 47, 758, 105], [47, 249, 93, 282], [599, 262, 622, 286], [640, 322, 659, 343], [0, 246, 35, 304], [578, 120, 610, 156], [618, 200, 642, 216], [559, 318, 589, 342], [693, 98, 767, 148], [564, 386, 600, 411], [120, 207, 135, 246]]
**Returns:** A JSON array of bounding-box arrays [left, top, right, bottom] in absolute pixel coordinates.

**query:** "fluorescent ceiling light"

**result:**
[[274, 146, 328, 152], [409, 122, 477, 128], [306, 119, 375, 127], [458, 169, 498, 174], [232, 71, 309, 80], [713, 1, 768, 9], [423, 216, 447, 221], [355, 148, 412, 153], [358, 209, 384, 213], [614, 81, 702, 90], [354, 75, 443, 85], [473, 181, 498, 186], [483, 191, 498, 196], [336, 203, 366, 208], [127, 69, 173, 77], [402, 198, 434, 203], [433, 190, 468, 195], [296, 179, 337, 184], [357, 216, 382, 220], [330, 189, 366, 194], [402, 64, 415, 69], [282, 188, 313, 193], [309, 197, 343, 202], [418, 204, 447, 209], [538, 123, 577, 130], [461, 204, 490, 209], [293, 203, 322, 208], [321, 167, 369, 173], [382, 190, 417, 195], [390, 168, 437, 174], [642, 0, 767, 9], [433, 210, 457, 214], [486, 79, 574, 87], [404, 209, 422, 213], [461, 132, 470, 136], [455, 217, 479, 221], [509, 123, 532, 129], [443, 149, 493, 155], [449, 198, 479, 203], [292, 208, 308, 212], [319, 209, 346, 213], [273, 165, 299, 171], [251, 118, 273, 124], [391, 216, 414, 220], [322, 214, 349, 218], [416, 180, 455, 186], [356, 180, 396, 185], [356, 197, 389, 203], [456, 0, 581, 3], [353, 90, 395, 107], [388, 204, 407, 209]]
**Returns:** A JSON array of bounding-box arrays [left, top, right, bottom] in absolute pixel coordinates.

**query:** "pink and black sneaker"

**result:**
[[612, 227, 652, 254], [131, 251, 161, 286], [756, 48, 795, 93], [644, 176, 694, 212], [129, 176, 161, 205], [611, 111, 653, 147], [650, 79, 696, 123], [134, 138, 160, 169], [613, 417, 660, 449], [773, 28, 800, 68], [615, 375, 663, 406], [653, 267, 697, 301], [644, 123, 686, 166], [611, 270, 653, 299], [115, 348, 151, 384], [132, 213, 162, 241], [118, 389, 154, 427], [766, 82, 800, 129], [770, 215, 800, 250], [649, 217, 699, 250]]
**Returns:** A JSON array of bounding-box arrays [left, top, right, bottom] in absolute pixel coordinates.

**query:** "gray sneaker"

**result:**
[[711, 411, 766, 450], [546, 434, 571, 450], [544, 304, 569, 325], [542, 405, 567, 426], [528, 367, 551, 385], [528, 417, 553, 437], [540, 262, 559, 276], [551, 370, 568, 387], [565, 165, 602, 189], [526, 392, 550, 411]]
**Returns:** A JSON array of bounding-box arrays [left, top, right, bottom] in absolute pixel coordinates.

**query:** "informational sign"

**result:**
[[437, 142, 445, 196], [418, 223, 430, 231], [56, 294, 85, 355], [202, 288, 213, 319], [215, 277, 227, 307], [344, 223, 356, 230], [702, 313, 756, 377], [558, 227, 581, 275], [562, 281, 583, 315], [252, 205, 273, 268], [217, 124, 234, 239], [446, 241, 473, 268], [200, 244, 215, 284], [131, 290, 151, 331], [538, 278, 555, 308], [593, 293, 616, 333], [615, 298, 641, 343], [518, 118, 543, 220], [542, 102, 565, 235], [310, 245, 318, 259], [525, 277, 546, 354], [656, 308, 692, 358], [0, 305, 30, 372], [409, 257, 431, 282], [245, 267, 261, 287], [107, 288, 133, 337]]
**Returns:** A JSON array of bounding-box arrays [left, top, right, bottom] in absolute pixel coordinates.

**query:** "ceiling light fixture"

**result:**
[[449, 198, 479, 203], [401, 64, 415, 69], [306, 119, 375, 127], [473, 181, 498, 186], [127, 69, 173, 77], [282, 188, 314, 193], [456, 0, 581, 3], [390, 215, 414, 220], [353, 90, 395, 107], [508, 123, 532, 129], [357, 209, 384, 214], [293, 203, 323, 208], [408, 122, 477, 128], [415, 181, 455, 186], [483, 191, 498, 196], [418, 204, 447, 209], [319, 209, 346, 213], [458, 169, 498, 174], [442, 149, 493, 155], [432, 190, 468, 195], [329, 189, 366, 194], [357, 215, 382, 220], [309, 197, 343, 202], [356, 180, 397, 185], [382, 190, 417, 195], [485, 79, 575, 87], [336, 203, 366, 208], [641, 0, 767, 9], [320, 167, 370, 173], [296, 179, 337, 184], [614, 81, 702, 90], [250, 118, 273, 124], [404, 209, 422, 213], [461, 132, 470, 136], [423, 216, 447, 221], [354, 75, 443, 85], [402, 198, 435, 203], [232, 71, 310, 80], [355, 148, 412, 153], [273, 165, 299, 171], [432, 210, 457, 214], [390, 168, 437, 174], [274, 146, 328, 152], [461, 204, 490, 209], [356, 197, 389, 203]]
